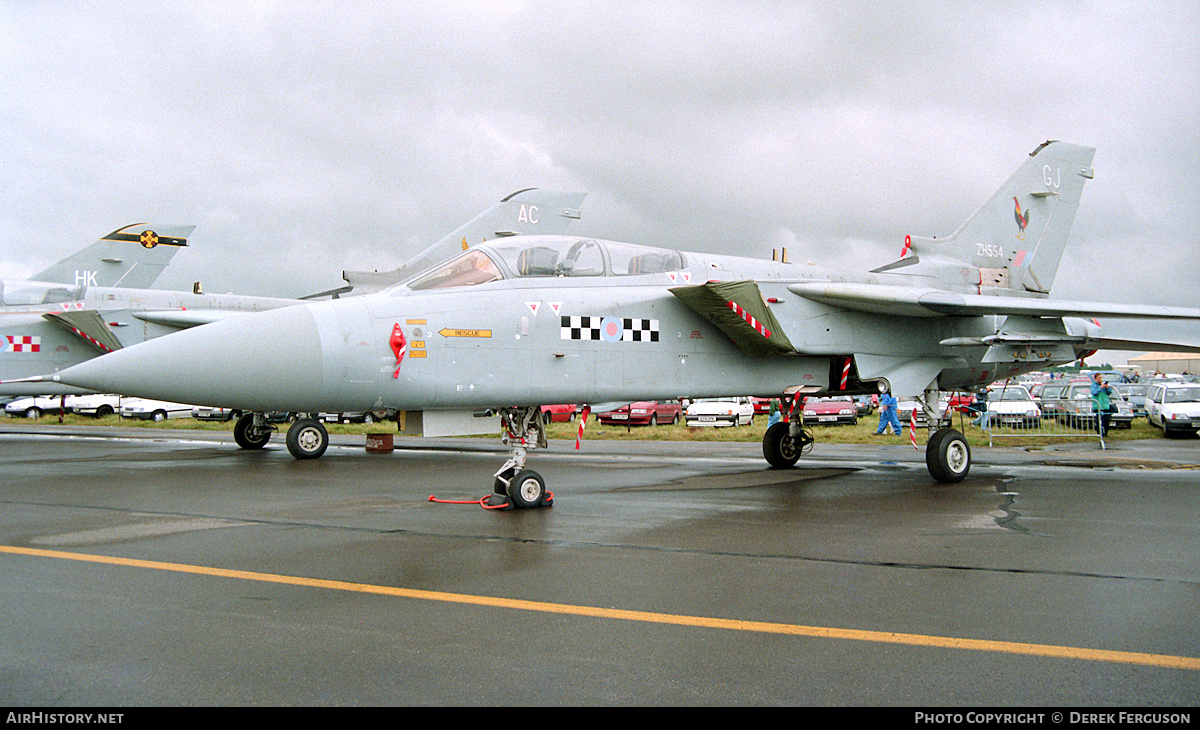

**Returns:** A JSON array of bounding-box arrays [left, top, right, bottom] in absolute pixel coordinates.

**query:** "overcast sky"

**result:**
[[3, 1, 1197, 363]]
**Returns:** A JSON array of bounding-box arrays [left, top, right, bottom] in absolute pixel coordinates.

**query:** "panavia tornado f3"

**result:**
[[48, 141, 1200, 504]]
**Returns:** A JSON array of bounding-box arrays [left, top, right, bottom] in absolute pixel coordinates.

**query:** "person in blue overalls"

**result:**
[[875, 390, 902, 435]]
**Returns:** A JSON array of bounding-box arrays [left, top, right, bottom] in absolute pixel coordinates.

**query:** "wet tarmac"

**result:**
[[1, 423, 1198, 706]]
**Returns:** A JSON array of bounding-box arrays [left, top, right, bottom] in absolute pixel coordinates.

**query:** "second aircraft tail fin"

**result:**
[[32, 223, 193, 289]]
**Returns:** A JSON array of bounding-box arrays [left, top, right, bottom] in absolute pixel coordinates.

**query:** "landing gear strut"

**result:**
[[915, 385, 971, 483], [488, 406, 553, 510]]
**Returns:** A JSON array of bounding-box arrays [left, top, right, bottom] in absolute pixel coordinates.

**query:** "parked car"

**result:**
[[1145, 383, 1200, 437], [751, 397, 779, 415], [801, 396, 858, 426], [120, 398, 197, 421], [596, 400, 681, 426], [539, 404, 578, 423], [1114, 383, 1150, 418], [319, 409, 395, 424], [943, 392, 977, 414], [894, 397, 951, 428], [853, 395, 876, 416], [982, 385, 1042, 428], [192, 406, 243, 421], [69, 393, 123, 418], [1031, 381, 1069, 421], [1053, 382, 1134, 430], [685, 397, 755, 427], [4, 395, 69, 418]]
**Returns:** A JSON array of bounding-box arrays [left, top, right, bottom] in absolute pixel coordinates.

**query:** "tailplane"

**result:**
[[31, 223, 193, 289], [884, 141, 1095, 296]]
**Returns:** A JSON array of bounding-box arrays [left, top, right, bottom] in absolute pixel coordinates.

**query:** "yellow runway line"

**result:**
[[4, 544, 1197, 671]]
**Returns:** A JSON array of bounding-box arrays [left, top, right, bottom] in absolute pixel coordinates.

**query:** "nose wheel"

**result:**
[[486, 406, 554, 510]]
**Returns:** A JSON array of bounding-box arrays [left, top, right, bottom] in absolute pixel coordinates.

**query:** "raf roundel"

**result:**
[[599, 316, 623, 343]]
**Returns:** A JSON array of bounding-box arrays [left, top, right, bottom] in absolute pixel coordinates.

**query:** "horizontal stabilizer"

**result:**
[[789, 282, 1200, 320], [670, 280, 793, 356], [42, 310, 123, 353]]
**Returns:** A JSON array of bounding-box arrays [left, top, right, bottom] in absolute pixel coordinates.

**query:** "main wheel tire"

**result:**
[[506, 469, 546, 508], [762, 422, 802, 469], [286, 419, 329, 459], [233, 413, 271, 450], [926, 428, 971, 483]]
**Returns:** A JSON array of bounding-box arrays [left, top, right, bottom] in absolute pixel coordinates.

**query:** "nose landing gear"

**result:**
[[486, 406, 554, 510]]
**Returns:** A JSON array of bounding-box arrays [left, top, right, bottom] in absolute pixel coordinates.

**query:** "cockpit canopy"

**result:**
[[0, 280, 84, 306], [400, 236, 686, 292]]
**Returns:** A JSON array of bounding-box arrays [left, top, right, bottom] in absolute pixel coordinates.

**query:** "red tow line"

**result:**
[[427, 492, 555, 511]]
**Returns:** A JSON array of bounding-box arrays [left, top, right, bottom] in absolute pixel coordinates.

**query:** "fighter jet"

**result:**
[[2, 190, 584, 396], [48, 142, 1200, 503]]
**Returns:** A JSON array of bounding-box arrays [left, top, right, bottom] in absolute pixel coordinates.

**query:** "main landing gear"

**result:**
[[914, 387, 971, 483], [762, 419, 814, 468], [759, 391, 972, 483], [232, 412, 331, 460], [925, 428, 971, 483], [487, 406, 553, 510]]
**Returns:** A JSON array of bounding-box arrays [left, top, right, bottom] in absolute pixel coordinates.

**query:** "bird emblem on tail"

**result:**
[[1013, 197, 1031, 239]]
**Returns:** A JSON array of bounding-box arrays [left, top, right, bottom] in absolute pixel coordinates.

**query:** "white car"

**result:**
[[1145, 383, 1200, 437], [69, 393, 123, 418], [684, 397, 755, 427], [120, 398, 197, 422], [983, 385, 1042, 428], [4, 395, 69, 418]]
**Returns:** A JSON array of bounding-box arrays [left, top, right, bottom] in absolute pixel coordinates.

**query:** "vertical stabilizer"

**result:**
[[31, 223, 193, 289], [899, 141, 1095, 295]]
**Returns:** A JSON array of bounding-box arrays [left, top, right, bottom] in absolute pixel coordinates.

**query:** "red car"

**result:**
[[944, 392, 978, 414], [596, 401, 682, 426], [540, 404, 579, 423], [801, 396, 858, 425], [752, 397, 779, 415]]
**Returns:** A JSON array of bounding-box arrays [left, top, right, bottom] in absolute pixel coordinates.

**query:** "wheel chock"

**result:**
[[485, 494, 514, 510]]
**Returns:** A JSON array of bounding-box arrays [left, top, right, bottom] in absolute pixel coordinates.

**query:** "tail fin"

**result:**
[[338, 188, 586, 295], [895, 141, 1095, 295], [31, 223, 193, 289]]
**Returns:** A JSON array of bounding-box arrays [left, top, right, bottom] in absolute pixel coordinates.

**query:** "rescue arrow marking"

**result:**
[[439, 328, 492, 338]]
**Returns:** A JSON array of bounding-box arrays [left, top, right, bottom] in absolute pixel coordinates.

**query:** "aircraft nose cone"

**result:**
[[54, 304, 327, 412]]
